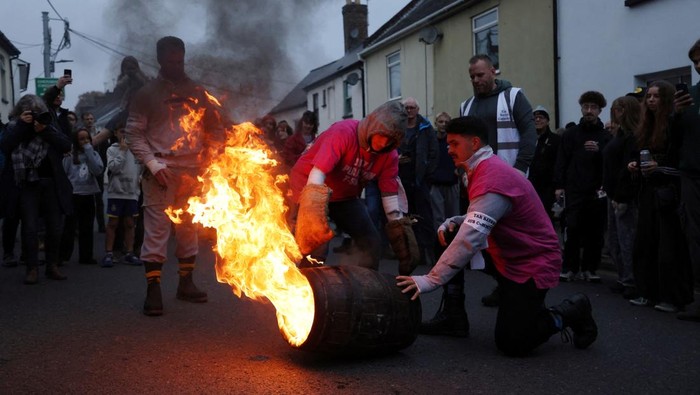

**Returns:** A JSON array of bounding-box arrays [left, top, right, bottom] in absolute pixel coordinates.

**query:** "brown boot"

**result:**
[[143, 282, 163, 316], [24, 268, 39, 285], [46, 264, 67, 280], [176, 272, 208, 303]]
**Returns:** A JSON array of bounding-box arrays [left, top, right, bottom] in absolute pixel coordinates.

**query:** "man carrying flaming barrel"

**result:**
[[289, 101, 420, 275]]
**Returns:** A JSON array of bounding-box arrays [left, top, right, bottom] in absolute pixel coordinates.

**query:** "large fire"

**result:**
[[165, 93, 315, 346]]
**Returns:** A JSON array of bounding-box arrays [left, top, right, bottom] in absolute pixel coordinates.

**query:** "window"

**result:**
[[343, 81, 352, 118], [473, 8, 499, 70], [312, 93, 319, 120], [387, 51, 401, 99], [322, 89, 327, 108]]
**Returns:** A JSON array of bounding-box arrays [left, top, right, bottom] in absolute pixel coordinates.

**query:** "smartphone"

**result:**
[[676, 83, 688, 96], [64, 69, 72, 78]]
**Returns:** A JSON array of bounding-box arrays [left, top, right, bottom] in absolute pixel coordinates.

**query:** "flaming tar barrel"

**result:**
[[294, 265, 421, 355]]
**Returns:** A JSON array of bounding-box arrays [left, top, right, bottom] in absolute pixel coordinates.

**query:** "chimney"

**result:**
[[342, 0, 368, 53]]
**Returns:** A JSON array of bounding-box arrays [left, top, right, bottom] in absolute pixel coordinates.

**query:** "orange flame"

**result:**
[[167, 115, 315, 346]]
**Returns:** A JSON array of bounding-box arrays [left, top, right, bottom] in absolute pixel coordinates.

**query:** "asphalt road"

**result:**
[[1, 233, 699, 394]]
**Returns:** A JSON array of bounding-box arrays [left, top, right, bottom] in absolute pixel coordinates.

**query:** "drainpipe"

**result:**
[[553, 0, 560, 129]]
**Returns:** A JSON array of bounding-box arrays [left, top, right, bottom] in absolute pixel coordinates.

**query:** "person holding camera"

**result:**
[[0, 94, 72, 284]]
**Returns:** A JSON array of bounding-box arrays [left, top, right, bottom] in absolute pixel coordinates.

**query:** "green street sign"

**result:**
[[35, 78, 59, 97]]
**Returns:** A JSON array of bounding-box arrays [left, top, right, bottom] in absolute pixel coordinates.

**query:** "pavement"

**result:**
[[1, 232, 699, 394]]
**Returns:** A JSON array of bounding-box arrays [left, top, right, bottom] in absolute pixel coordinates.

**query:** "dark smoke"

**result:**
[[105, 0, 326, 121]]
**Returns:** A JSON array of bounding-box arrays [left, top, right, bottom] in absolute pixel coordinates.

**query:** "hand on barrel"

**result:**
[[396, 276, 420, 300]]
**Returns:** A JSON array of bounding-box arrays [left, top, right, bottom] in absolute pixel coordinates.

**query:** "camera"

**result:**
[[32, 111, 52, 125]]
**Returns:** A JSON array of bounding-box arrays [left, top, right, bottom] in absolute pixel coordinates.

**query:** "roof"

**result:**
[[362, 0, 484, 56], [0, 31, 21, 57], [270, 47, 363, 114]]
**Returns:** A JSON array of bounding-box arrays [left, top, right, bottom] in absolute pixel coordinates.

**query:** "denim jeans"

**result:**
[[19, 179, 64, 268], [607, 198, 637, 287]]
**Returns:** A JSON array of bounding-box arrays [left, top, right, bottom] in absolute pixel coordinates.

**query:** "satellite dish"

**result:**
[[345, 72, 361, 86], [419, 26, 443, 45]]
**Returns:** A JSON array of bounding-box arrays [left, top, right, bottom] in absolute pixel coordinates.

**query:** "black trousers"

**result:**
[[634, 183, 693, 306], [494, 273, 558, 356], [441, 251, 558, 356], [60, 194, 96, 263], [681, 174, 700, 292], [562, 196, 606, 273]]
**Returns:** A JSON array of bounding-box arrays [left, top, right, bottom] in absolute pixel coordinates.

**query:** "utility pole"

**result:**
[[42, 11, 51, 77]]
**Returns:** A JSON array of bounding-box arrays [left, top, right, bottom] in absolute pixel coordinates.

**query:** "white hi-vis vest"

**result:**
[[459, 87, 521, 167]]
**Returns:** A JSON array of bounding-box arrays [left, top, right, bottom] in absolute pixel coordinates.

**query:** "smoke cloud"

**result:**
[[105, 0, 326, 121]]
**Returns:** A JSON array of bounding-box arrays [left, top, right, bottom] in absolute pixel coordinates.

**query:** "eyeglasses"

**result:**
[[404, 106, 417, 110], [581, 104, 600, 111]]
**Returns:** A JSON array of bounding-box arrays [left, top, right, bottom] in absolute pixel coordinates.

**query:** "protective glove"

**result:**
[[295, 184, 334, 255], [385, 217, 420, 275]]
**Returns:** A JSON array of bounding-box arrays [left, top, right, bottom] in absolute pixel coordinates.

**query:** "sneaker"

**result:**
[[560, 271, 575, 282], [101, 253, 114, 268], [123, 253, 143, 266], [584, 271, 601, 283], [630, 297, 650, 306], [654, 303, 678, 313], [549, 293, 597, 349], [2, 254, 18, 267], [574, 272, 585, 281]]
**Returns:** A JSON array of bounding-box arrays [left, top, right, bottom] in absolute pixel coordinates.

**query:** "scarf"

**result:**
[[11, 136, 49, 186]]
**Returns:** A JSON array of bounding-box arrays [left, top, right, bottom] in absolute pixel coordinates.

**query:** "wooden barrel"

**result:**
[[293, 265, 421, 355]]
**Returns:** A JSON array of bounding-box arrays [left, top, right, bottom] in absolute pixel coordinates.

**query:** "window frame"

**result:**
[[472, 7, 499, 71], [386, 51, 401, 100]]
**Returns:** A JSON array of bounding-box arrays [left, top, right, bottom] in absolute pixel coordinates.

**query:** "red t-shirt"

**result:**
[[289, 119, 399, 202]]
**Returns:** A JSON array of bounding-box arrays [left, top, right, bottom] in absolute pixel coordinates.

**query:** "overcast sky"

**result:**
[[1, 0, 411, 112]]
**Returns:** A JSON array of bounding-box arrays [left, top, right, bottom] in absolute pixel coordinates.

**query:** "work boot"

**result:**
[[24, 268, 39, 285], [45, 263, 67, 280], [176, 272, 208, 303], [143, 282, 163, 316], [481, 286, 500, 307], [419, 292, 470, 337], [549, 293, 597, 349]]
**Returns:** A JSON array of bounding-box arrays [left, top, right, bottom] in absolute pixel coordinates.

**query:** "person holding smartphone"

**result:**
[[674, 38, 700, 322], [41, 73, 73, 138]]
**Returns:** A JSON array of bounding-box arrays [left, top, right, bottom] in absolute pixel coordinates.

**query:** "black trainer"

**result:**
[[550, 293, 597, 349]]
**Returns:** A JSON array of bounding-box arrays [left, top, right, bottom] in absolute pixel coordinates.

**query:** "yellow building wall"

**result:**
[[364, 0, 557, 125]]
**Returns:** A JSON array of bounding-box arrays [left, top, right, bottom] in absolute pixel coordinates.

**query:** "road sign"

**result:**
[[34, 78, 59, 97]]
